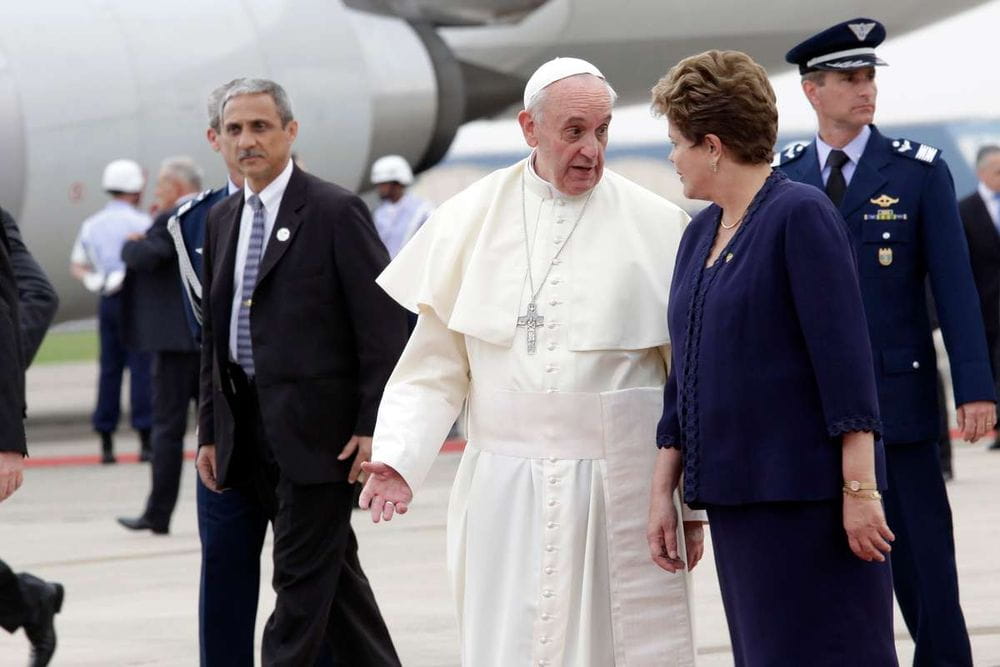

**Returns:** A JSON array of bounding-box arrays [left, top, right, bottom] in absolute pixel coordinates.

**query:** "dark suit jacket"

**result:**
[[779, 125, 995, 444], [1, 208, 58, 364], [958, 191, 1000, 374], [0, 213, 27, 455], [198, 165, 408, 487], [121, 208, 199, 353], [657, 173, 884, 507]]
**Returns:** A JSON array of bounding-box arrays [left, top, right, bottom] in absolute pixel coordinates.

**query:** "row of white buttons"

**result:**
[[537, 459, 563, 664]]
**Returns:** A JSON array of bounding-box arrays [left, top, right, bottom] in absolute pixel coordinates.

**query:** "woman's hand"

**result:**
[[648, 487, 686, 572], [843, 495, 895, 562], [683, 521, 706, 571]]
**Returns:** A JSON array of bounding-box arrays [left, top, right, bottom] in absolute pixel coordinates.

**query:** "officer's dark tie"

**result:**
[[825, 149, 849, 207], [236, 194, 266, 376]]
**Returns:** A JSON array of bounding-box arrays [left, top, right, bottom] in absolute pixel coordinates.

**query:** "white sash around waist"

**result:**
[[467, 385, 661, 460]]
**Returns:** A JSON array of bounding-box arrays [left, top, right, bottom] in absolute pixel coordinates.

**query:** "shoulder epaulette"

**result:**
[[773, 141, 809, 167], [890, 137, 940, 164], [175, 188, 215, 219]]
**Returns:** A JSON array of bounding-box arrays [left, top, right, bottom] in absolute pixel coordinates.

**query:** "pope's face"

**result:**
[[221, 93, 298, 191], [668, 124, 712, 201], [804, 67, 877, 132], [519, 76, 611, 196]]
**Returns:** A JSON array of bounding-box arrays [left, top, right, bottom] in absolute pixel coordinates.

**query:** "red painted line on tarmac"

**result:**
[[948, 428, 994, 440], [25, 440, 469, 469], [25, 451, 196, 468]]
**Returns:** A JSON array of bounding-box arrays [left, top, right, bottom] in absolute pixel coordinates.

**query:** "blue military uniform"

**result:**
[[169, 185, 269, 667], [781, 19, 995, 667], [167, 187, 228, 340]]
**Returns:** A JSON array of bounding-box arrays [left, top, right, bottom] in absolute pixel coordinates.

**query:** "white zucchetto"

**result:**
[[522, 57, 605, 109]]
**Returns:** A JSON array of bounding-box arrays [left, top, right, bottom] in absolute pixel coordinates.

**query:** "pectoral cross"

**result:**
[[516, 300, 544, 354]]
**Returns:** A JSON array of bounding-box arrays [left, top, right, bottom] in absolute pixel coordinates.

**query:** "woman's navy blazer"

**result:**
[[657, 172, 885, 507]]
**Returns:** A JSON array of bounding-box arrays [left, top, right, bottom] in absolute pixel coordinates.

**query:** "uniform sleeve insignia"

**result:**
[[891, 138, 940, 164], [773, 141, 808, 167]]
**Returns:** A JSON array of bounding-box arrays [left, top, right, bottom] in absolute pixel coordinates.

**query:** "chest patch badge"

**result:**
[[864, 194, 908, 221], [870, 194, 899, 208], [878, 247, 894, 266]]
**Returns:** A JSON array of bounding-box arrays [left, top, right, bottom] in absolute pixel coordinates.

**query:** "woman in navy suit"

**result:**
[[647, 50, 898, 665]]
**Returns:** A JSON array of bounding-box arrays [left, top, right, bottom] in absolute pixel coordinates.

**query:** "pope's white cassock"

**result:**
[[373, 156, 702, 666]]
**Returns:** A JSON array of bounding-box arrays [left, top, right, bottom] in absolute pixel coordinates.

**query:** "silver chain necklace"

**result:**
[[516, 168, 595, 354]]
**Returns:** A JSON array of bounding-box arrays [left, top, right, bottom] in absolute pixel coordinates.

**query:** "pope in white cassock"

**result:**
[[360, 58, 705, 666]]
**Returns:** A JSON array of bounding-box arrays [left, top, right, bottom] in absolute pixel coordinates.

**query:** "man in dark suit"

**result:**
[[197, 78, 406, 666], [959, 145, 1000, 450], [117, 157, 205, 533], [0, 206, 63, 666], [780, 19, 996, 667]]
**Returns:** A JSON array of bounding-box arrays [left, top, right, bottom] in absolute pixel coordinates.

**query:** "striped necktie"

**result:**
[[236, 194, 266, 376]]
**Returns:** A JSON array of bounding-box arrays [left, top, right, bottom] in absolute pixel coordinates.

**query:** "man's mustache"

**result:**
[[238, 150, 265, 160]]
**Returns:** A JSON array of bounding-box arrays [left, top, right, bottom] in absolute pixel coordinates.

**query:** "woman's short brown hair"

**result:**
[[651, 50, 777, 165]]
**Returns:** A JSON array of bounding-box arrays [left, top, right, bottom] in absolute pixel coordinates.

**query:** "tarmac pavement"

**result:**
[[2, 360, 999, 665]]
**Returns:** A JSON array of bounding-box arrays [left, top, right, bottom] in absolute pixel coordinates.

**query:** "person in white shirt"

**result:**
[[370, 155, 433, 259], [69, 159, 153, 464]]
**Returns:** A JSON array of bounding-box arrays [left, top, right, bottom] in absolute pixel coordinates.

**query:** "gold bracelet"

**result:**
[[843, 489, 882, 501], [843, 480, 877, 492]]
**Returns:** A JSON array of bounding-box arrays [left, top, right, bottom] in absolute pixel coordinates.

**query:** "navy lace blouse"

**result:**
[[657, 171, 884, 507]]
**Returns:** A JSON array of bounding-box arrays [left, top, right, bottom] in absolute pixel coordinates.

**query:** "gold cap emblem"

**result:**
[[878, 247, 893, 266]]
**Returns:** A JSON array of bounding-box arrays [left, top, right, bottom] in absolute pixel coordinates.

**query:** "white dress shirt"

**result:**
[[228, 158, 294, 362], [978, 181, 1000, 230], [70, 200, 152, 295], [816, 124, 871, 188]]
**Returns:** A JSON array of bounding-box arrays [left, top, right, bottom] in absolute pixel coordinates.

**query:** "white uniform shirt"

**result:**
[[816, 124, 871, 187], [71, 199, 152, 294]]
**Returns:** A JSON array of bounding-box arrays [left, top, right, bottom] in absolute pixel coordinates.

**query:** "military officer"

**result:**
[[780, 19, 996, 667]]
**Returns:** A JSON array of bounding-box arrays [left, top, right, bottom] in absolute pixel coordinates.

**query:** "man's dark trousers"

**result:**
[[231, 370, 399, 667], [94, 292, 152, 434], [883, 440, 973, 666], [197, 476, 268, 667], [142, 350, 200, 530]]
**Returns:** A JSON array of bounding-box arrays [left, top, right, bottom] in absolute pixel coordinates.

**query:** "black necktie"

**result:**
[[825, 149, 849, 207]]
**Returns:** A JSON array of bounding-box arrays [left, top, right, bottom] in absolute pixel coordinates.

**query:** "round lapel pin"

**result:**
[[276, 227, 290, 242]]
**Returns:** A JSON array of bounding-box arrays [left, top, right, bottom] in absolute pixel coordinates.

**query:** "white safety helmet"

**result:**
[[370, 155, 413, 186], [101, 159, 145, 193]]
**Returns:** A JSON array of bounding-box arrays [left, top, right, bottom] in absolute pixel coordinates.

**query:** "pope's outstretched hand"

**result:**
[[359, 461, 413, 523]]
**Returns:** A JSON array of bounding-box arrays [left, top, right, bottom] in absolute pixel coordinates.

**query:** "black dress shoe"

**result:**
[[24, 581, 63, 667], [117, 515, 168, 535], [988, 439, 1000, 451], [100, 432, 116, 464]]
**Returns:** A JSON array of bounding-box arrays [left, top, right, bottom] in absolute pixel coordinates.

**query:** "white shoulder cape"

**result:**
[[376, 159, 688, 351]]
